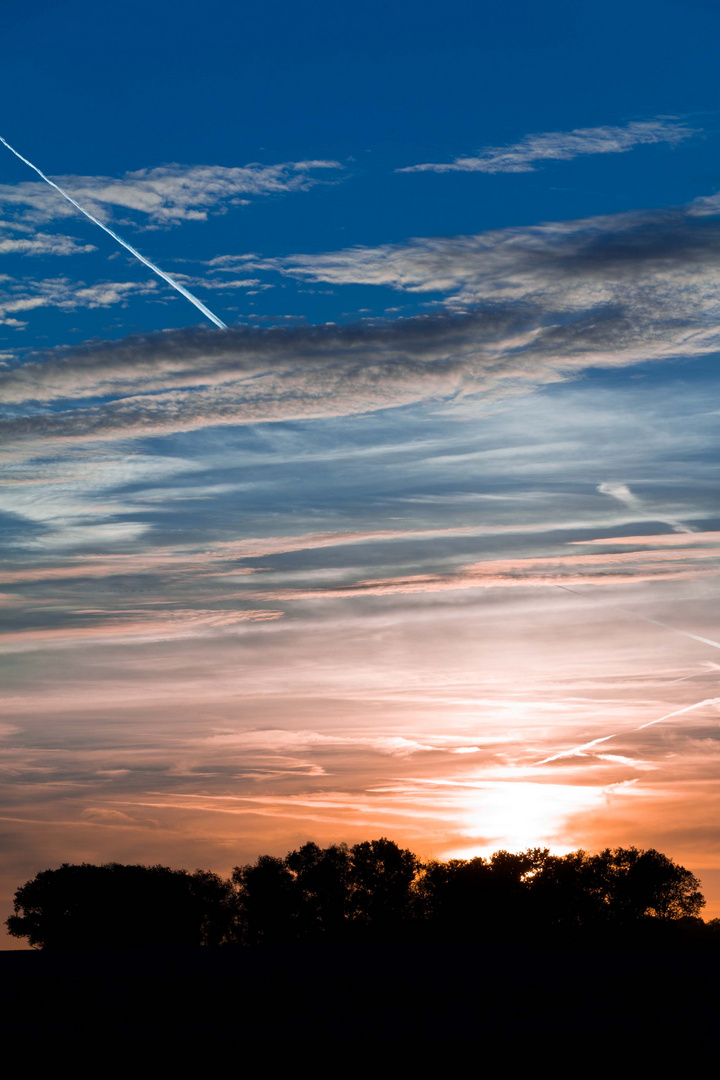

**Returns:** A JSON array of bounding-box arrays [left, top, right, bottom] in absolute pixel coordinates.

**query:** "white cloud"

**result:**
[[0, 275, 157, 324], [0, 229, 96, 256], [398, 117, 695, 173], [598, 482, 693, 534], [170, 272, 265, 291], [0, 160, 343, 229]]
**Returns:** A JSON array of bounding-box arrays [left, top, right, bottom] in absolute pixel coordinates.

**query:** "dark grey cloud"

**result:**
[[253, 200, 720, 309], [4, 198, 720, 448]]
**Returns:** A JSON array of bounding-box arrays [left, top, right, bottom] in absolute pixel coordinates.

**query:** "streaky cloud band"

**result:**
[[6, 193, 720, 450]]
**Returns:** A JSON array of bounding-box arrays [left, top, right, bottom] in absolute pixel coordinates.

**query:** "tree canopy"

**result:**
[[6, 862, 235, 949], [6, 841, 709, 949]]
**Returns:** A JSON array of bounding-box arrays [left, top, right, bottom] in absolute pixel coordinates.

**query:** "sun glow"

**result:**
[[456, 780, 608, 855]]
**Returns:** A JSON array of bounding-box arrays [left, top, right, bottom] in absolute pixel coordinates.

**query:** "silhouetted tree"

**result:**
[[417, 849, 553, 943], [522, 847, 706, 942], [6, 863, 235, 949], [431, 856, 487, 938], [232, 855, 298, 945], [585, 847, 705, 923], [233, 838, 422, 943], [189, 867, 240, 945], [412, 858, 468, 925], [348, 838, 420, 938], [411, 845, 706, 944], [7, 842, 709, 949], [284, 841, 352, 941], [528, 850, 601, 937]]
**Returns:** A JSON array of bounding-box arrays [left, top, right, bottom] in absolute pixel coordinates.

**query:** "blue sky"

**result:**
[[4, 0, 720, 930], [3, 0, 720, 340]]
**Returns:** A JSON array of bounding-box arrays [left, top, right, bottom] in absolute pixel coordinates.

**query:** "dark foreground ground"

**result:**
[[1, 946, 718, 1047]]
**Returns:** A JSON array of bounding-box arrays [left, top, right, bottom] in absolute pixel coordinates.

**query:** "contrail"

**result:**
[[636, 696, 720, 730], [0, 135, 227, 329], [533, 586, 720, 766], [556, 584, 720, 652], [535, 735, 616, 766], [535, 697, 720, 765]]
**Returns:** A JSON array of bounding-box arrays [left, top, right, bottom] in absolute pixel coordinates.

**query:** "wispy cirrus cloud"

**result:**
[[204, 727, 442, 758], [0, 160, 343, 230], [250, 543, 720, 599], [3, 520, 658, 585], [572, 533, 720, 548], [0, 606, 282, 652], [397, 117, 695, 173]]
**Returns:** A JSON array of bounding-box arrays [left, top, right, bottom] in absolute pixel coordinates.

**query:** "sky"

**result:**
[[4, 0, 720, 936]]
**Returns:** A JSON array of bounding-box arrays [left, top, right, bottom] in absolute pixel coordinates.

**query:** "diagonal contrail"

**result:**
[[0, 135, 227, 329], [556, 584, 720, 652], [535, 697, 720, 765], [533, 586, 720, 766], [636, 696, 720, 730]]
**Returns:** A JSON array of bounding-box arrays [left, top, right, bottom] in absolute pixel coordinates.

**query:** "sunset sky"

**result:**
[[4, 0, 720, 935]]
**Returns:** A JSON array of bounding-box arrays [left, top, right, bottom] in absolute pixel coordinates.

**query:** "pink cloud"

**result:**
[[572, 532, 720, 547], [247, 546, 720, 599], [0, 607, 282, 648]]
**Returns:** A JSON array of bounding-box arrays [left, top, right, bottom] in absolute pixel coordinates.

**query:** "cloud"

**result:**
[[6, 193, 720, 448], [79, 807, 158, 828], [0, 275, 157, 325], [0, 313, 533, 444], [397, 117, 695, 173], [0, 607, 282, 652], [597, 481, 644, 512], [0, 160, 343, 229], [171, 273, 264, 292], [0, 229, 96, 257], [597, 481, 693, 534], [572, 532, 720, 547], [124, 779, 612, 856], [205, 728, 439, 758], [2, 520, 633, 584], [535, 697, 720, 767], [253, 197, 720, 311], [248, 545, 720, 599], [0, 525, 507, 582]]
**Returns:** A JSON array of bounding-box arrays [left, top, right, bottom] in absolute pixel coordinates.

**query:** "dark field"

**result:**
[[2, 945, 718, 1044]]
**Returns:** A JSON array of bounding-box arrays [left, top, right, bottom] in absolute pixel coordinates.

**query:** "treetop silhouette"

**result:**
[[6, 862, 234, 949], [6, 841, 708, 949]]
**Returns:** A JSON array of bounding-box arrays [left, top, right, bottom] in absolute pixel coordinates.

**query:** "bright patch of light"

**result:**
[[456, 781, 607, 854]]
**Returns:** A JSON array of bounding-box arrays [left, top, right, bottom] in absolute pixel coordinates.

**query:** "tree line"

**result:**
[[7, 838, 717, 949]]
